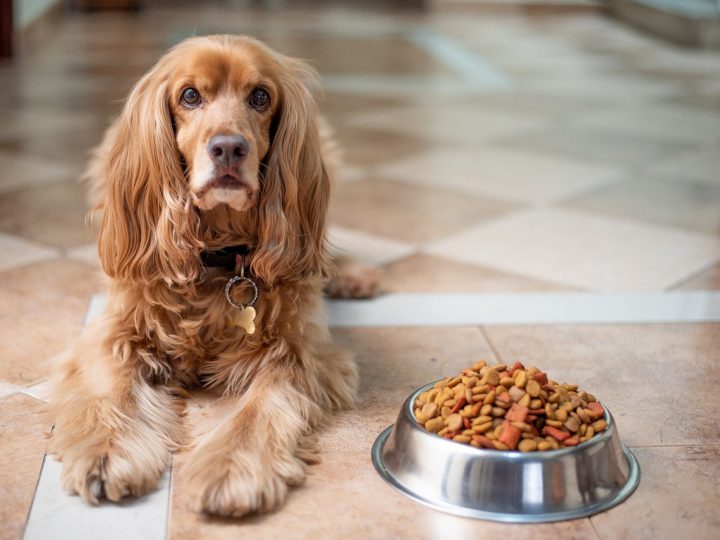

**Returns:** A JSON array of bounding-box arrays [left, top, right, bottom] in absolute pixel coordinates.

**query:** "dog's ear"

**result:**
[[251, 58, 331, 285], [96, 55, 202, 285]]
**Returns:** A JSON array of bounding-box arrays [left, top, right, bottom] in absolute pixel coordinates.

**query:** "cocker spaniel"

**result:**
[[48, 35, 372, 516]]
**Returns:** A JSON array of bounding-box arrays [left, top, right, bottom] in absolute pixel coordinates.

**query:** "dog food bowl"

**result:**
[[371, 382, 640, 523]]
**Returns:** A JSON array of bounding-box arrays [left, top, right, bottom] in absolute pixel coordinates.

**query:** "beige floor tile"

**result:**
[[564, 176, 720, 236], [0, 108, 99, 141], [673, 263, 720, 291], [482, 324, 720, 446], [646, 144, 720, 187], [0, 381, 20, 399], [334, 125, 431, 166], [523, 74, 684, 104], [65, 244, 100, 267], [0, 394, 48, 540], [0, 152, 77, 195], [590, 445, 720, 540], [260, 35, 451, 77], [320, 92, 405, 129], [332, 326, 496, 411], [502, 127, 694, 169], [0, 258, 100, 386], [329, 178, 517, 244], [0, 232, 59, 274], [451, 91, 590, 120], [382, 253, 575, 293], [425, 207, 720, 292], [376, 147, 622, 205], [0, 181, 95, 249], [327, 226, 416, 266], [570, 104, 720, 145], [348, 104, 548, 146], [0, 131, 100, 169]]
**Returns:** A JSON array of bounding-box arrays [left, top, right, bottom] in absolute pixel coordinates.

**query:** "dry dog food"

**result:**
[[414, 360, 607, 451]]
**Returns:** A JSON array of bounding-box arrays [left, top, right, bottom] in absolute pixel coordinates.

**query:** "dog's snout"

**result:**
[[208, 135, 250, 167]]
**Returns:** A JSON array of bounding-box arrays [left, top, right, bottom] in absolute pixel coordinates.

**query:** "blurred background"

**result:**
[[1, 1, 720, 539]]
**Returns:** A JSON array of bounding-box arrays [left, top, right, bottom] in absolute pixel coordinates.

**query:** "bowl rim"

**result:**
[[405, 380, 613, 456]]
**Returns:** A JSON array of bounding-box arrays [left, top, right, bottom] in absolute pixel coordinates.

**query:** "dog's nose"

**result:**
[[208, 135, 250, 167]]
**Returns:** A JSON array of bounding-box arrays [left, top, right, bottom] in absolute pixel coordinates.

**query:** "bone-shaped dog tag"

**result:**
[[233, 306, 256, 335]]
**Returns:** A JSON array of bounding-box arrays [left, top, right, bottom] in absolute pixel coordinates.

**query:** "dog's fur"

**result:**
[[48, 35, 360, 517]]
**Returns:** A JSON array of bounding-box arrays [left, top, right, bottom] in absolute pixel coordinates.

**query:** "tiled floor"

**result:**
[[1, 3, 720, 540]]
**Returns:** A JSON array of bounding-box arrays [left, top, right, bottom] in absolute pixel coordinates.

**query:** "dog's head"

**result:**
[[97, 35, 330, 286]]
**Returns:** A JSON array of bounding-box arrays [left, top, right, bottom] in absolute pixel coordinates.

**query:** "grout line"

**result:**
[[664, 256, 720, 291], [22, 452, 48, 539], [628, 443, 720, 449], [589, 516, 603, 540], [164, 453, 174, 540], [479, 326, 503, 363]]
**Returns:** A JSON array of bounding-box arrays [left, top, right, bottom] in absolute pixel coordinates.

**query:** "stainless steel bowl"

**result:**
[[372, 382, 640, 523]]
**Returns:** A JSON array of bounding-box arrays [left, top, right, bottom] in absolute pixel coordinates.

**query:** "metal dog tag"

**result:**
[[224, 255, 259, 336], [232, 306, 256, 335]]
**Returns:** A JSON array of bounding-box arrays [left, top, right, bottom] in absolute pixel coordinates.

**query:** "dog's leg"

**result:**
[[325, 255, 382, 299], [184, 344, 356, 517], [48, 318, 183, 504]]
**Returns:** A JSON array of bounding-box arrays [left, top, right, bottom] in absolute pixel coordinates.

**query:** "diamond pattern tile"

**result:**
[[425, 208, 720, 291], [377, 147, 622, 205]]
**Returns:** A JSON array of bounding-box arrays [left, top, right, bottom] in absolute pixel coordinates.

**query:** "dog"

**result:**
[[48, 35, 369, 517]]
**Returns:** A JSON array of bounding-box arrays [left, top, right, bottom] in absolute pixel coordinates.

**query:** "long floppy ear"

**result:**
[[97, 57, 202, 285], [251, 58, 332, 285]]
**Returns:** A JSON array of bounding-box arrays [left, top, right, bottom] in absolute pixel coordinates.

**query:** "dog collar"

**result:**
[[200, 245, 251, 270]]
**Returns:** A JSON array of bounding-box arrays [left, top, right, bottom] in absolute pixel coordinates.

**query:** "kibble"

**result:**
[[414, 360, 607, 452]]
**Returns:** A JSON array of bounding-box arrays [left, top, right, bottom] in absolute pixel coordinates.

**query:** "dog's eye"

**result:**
[[180, 87, 201, 108], [249, 87, 270, 110]]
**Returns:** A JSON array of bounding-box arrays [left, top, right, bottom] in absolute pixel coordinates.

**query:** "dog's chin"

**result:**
[[192, 176, 257, 212]]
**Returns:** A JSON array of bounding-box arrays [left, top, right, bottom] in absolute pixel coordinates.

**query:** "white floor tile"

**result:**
[[24, 457, 171, 540], [22, 379, 52, 403], [571, 105, 720, 145], [524, 74, 683, 104], [327, 291, 720, 327], [0, 152, 78, 196], [0, 233, 59, 273], [66, 244, 100, 266], [0, 381, 20, 398], [348, 105, 546, 146], [424, 208, 720, 292], [85, 294, 107, 324], [376, 148, 621, 205], [327, 226, 416, 266], [647, 144, 720, 186]]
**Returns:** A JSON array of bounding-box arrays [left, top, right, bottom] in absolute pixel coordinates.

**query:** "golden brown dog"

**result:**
[[48, 35, 364, 517]]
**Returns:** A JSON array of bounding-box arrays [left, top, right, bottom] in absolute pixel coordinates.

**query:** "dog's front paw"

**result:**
[[58, 438, 168, 504], [325, 262, 382, 299], [186, 448, 306, 517], [52, 420, 172, 504]]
